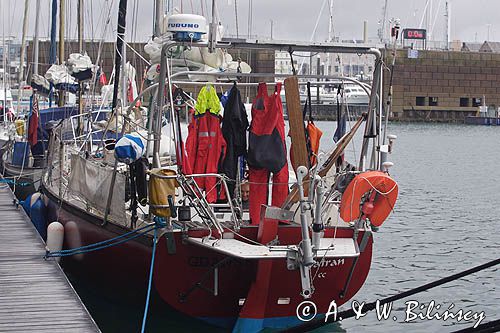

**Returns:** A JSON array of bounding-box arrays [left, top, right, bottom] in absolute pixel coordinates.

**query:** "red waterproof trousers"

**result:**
[[248, 83, 289, 225]]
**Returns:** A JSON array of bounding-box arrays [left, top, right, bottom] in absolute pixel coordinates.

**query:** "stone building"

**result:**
[[385, 47, 500, 122]]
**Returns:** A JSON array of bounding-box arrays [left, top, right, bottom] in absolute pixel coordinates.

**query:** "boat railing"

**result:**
[[44, 115, 119, 201], [66, 109, 113, 149], [149, 170, 241, 231], [169, 71, 373, 97], [155, 40, 384, 172]]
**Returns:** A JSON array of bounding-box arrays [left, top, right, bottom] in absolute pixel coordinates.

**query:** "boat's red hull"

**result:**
[[43, 185, 372, 330], [154, 228, 372, 328], [45, 195, 153, 302]]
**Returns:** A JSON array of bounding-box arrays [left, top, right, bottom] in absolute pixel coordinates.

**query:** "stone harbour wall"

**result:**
[[384, 48, 500, 122]]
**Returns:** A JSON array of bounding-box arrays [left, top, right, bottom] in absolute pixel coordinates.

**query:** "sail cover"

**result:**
[[68, 154, 126, 221]]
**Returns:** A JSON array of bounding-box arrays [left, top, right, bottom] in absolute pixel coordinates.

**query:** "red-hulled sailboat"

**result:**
[[35, 10, 400, 333]]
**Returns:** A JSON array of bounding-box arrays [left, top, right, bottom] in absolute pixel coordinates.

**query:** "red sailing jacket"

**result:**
[[186, 112, 227, 203]]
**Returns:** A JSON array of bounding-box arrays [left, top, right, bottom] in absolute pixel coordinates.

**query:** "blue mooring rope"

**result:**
[[0, 179, 31, 187], [44, 217, 167, 333], [44, 223, 157, 258], [141, 225, 159, 333]]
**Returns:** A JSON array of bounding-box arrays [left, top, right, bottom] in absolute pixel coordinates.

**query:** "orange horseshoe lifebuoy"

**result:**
[[339, 171, 398, 227]]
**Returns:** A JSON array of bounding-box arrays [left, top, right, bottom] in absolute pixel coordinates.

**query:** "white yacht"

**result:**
[[0, 86, 14, 117], [0, 86, 15, 149], [344, 84, 370, 105], [305, 83, 370, 105]]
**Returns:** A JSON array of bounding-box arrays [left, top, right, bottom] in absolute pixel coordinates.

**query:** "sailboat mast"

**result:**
[[111, 0, 128, 111], [327, 0, 334, 41], [59, 0, 65, 67], [77, 0, 84, 138], [103, 0, 128, 226], [78, 0, 84, 53], [33, 0, 41, 75], [48, 0, 57, 107], [326, 0, 334, 76], [445, 1, 451, 50], [49, 0, 57, 65], [58, 0, 65, 106], [154, 0, 164, 37], [2, 2, 7, 121], [378, 0, 388, 42], [19, 0, 29, 85], [18, 0, 30, 114]]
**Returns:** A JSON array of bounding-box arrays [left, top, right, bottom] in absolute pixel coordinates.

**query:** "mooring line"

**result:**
[[282, 257, 500, 332], [44, 223, 157, 258]]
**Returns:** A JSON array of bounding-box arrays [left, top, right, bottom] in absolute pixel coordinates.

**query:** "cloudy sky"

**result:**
[[1, 0, 498, 44]]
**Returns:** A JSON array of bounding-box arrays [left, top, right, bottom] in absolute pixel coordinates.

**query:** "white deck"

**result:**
[[186, 236, 359, 260]]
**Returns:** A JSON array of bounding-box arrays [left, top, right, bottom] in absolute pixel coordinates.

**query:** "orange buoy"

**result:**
[[339, 171, 398, 227]]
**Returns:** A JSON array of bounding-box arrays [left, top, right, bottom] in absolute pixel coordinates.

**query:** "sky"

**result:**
[[0, 0, 498, 45]]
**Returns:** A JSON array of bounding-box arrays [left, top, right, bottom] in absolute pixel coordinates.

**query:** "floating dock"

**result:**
[[0, 185, 100, 332], [464, 116, 500, 125]]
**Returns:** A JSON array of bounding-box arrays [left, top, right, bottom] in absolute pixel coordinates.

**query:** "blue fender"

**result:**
[[30, 197, 48, 240], [20, 194, 33, 217]]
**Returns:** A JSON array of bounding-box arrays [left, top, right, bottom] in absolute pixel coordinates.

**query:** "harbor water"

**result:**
[[324, 122, 500, 332], [67, 121, 500, 332]]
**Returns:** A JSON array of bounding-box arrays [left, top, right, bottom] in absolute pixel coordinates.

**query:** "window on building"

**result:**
[[472, 98, 482, 107], [429, 97, 438, 106], [460, 97, 470, 107], [416, 96, 426, 106], [350, 65, 362, 75]]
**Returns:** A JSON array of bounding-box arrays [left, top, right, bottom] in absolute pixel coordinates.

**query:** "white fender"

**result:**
[[47, 222, 64, 263], [30, 192, 43, 207]]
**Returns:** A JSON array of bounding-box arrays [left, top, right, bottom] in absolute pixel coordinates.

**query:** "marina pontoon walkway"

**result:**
[[0, 185, 100, 332]]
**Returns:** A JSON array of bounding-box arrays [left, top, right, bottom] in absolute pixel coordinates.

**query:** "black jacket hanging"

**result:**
[[221, 83, 249, 197]]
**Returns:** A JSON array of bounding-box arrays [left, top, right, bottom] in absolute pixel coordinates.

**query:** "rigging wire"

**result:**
[[89, 0, 95, 43], [7, 0, 18, 40], [298, 0, 328, 74], [234, 0, 239, 38], [341, 80, 358, 160], [66, 0, 72, 56]]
